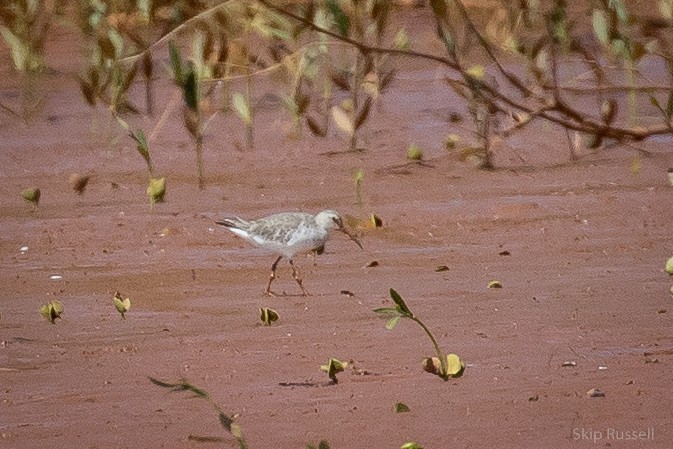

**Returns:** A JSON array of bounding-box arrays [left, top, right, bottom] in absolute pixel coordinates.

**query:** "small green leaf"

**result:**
[[147, 177, 166, 204], [21, 187, 41, 206], [259, 307, 279, 325], [40, 300, 63, 324], [373, 307, 401, 316], [407, 144, 423, 161], [389, 288, 412, 316], [113, 292, 131, 319], [169, 41, 183, 84], [320, 357, 347, 382], [401, 442, 423, 449], [386, 316, 401, 330], [233, 93, 252, 125], [130, 129, 152, 173], [665, 256, 673, 275], [592, 9, 609, 45], [446, 353, 465, 377], [183, 66, 199, 111], [395, 402, 410, 413], [326, 0, 350, 36]]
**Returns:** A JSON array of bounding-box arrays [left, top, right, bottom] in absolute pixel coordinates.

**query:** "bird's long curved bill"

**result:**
[[338, 224, 363, 249]]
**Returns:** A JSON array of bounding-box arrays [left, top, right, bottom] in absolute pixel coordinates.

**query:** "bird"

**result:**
[[216, 210, 363, 296]]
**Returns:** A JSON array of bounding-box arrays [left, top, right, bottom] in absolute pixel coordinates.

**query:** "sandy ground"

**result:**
[[2, 6, 673, 449]]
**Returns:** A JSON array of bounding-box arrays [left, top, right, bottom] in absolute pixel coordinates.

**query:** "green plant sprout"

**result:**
[[40, 300, 63, 324], [147, 177, 166, 206], [320, 357, 348, 384], [113, 292, 131, 319], [395, 402, 410, 413], [21, 187, 40, 209], [406, 144, 423, 161], [374, 289, 464, 381], [259, 307, 279, 325], [149, 377, 247, 449], [353, 168, 365, 211], [401, 442, 423, 449]]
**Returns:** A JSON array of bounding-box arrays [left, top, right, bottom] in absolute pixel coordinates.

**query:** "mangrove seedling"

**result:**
[[407, 144, 424, 161], [374, 288, 464, 380], [21, 187, 40, 208], [40, 300, 63, 324], [113, 292, 131, 319], [259, 307, 279, 325], [320, 357, 348, 384], [147, 177, 166, 206], [149, 377, 247, 449]]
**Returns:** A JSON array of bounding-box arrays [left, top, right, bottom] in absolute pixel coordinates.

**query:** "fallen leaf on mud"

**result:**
[[395, 402, 410, 413], [487, 280, 503, 289], [665, 256, 673, 274], [435, 265, 449, 272], [69, 173, 91, 194], [587, 388, 605, 398], [401, 442, 423, 449]]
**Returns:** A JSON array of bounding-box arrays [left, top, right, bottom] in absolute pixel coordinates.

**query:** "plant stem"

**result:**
[[410, 316, 448, 379], [245, 63, 254, 151]]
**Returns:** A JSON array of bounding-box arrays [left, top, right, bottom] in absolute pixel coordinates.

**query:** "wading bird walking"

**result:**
[[216, 210, 362, 296]]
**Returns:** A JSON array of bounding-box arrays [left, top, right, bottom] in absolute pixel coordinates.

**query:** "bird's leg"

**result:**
[[264, 256, 283, 297], [289, 259, 309, 296]]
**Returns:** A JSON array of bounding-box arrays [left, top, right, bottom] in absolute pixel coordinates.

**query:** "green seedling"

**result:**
[[665, 256, 673, 275], [401, 442, 423, 449], [40, 300, 63, 324], [353, 168, 364, 210], [259, 307, 279, 325], [147, 177, 166, 205], [69, 173, 91, 195], [150, 377, 247, 449], [407, 144, 423, 161], [21, 187, 40, 207], [395, 402, 410, 413], [374, 288, 464, 380], [320, 357, 348, 384], [113, 292, 131, 319]]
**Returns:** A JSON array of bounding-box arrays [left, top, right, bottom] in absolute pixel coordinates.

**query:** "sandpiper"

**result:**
[[216, 210, 363, 296]]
